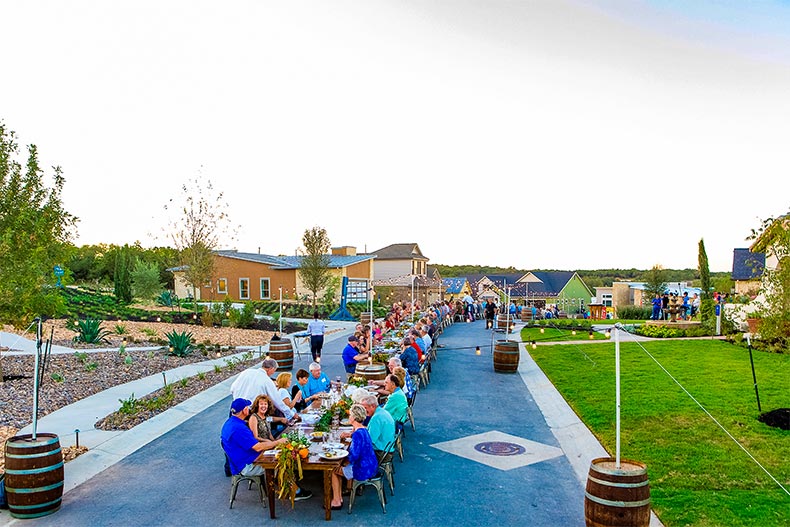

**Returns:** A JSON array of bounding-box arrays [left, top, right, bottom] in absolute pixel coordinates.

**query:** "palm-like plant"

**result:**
[[73, 318, 112, 344], [165, 330, 194, 357]]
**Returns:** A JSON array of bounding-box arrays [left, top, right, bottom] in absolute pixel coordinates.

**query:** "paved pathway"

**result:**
[[2, 319, 662, 526]]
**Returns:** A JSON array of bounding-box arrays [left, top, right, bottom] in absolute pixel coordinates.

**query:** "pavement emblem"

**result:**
[[431, 430, 564, 471]]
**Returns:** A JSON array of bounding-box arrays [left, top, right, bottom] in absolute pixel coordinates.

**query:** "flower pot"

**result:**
[[746, 318, 762, 334]]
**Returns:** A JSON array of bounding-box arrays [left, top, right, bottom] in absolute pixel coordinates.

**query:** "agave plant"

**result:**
[[165, 330, 194, 357], [73, 318, 112, 344], [156, 290, 177, 307]]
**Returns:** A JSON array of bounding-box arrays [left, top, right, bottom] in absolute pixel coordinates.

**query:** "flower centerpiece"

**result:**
[[275, 431, 311, 506], [347, 374, 367, 388], [372, 352, 390, 364], [314, 395, 353, 432]]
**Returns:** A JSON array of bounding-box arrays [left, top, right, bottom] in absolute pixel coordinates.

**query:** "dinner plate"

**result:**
[[319, 450, 348, 460], [323, 442, 344, 450]]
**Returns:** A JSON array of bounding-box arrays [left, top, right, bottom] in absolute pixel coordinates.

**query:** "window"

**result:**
[[260, 278, 270, 300], [217, 278, 228, 294], [239, 278, 250, 300], [601, 293, 613, 307], [347, 279, 369, 303]]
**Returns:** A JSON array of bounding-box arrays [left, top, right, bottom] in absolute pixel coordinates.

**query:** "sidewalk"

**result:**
[[2, 319, 661, 526]]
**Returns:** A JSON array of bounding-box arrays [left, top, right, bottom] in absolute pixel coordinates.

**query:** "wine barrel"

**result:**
[[493, 340, 519, 373], [585, 457, 650, 527], [268, 339, 293, 371], [496, 314, 515, 332], [355, 363, 387, 383], [521, 309, 533, 322], [4, 433, 64, 519], [359, 312, 373, 325]]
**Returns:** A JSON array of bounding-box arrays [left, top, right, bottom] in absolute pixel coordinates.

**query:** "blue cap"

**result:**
[[230, 398, 251, 414]]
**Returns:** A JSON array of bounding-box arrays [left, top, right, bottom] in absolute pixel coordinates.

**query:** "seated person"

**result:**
[[248, 394, 277, 441], [359, 394, 395, 455], [397, 337, 420, 376], [393, 366, 415, 400], [342, 335, 370, 375], [292, 369, 310, 412], [276, 372, 302, 413], [302, 362, 331, 405], [222, 398, 312, 500], [371, 357, 401, 393], [330, 404, 378, 510], [382, 374, 408, 424]]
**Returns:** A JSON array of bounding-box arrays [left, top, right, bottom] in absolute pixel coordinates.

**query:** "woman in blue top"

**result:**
[[330, 404, 377, 510]]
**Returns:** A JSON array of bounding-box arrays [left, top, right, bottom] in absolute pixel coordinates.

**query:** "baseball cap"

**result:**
[[348, 335, 358, 342], [230, 398, 251, 414]]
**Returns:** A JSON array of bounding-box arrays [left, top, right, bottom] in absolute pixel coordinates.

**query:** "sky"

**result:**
[[3, 0, 790, 272]]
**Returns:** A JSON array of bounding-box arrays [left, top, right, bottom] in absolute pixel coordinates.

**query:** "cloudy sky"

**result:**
[[3, 0, 790, 272]]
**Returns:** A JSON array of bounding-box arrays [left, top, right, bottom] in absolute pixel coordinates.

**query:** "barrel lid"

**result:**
[[590, 457, 646, 475]]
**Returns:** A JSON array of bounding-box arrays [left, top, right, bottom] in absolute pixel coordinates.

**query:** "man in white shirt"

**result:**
[[230, 358, 295, 420], [307, 311, 326, 362]]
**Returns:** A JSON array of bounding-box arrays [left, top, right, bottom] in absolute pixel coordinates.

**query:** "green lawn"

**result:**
[[529, 339, 789, 527], [521, 326, 608, 342]]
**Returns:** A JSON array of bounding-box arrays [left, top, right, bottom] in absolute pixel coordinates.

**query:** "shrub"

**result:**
[[131, 260, 163, 300], [73, 318, 112, 344], [166, 329, 194, 357], [156, 290, 177, 307], [616, 305, 652, 320]]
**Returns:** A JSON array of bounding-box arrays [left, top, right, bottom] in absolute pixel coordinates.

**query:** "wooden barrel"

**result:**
[[521, 309, 533, 322], [585, 457, 650, 527], [359, 312, 373, 325], [355, 363, 387, 382], [493, 340, 519, 373], [268, 339, 293, 371], [4, 433, 64, 519], [496, 314, 515, 332]]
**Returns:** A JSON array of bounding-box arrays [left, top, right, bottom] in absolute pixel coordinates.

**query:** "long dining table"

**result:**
[[255, 424, 349, 521]]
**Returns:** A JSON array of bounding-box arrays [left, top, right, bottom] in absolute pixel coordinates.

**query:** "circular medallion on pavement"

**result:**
[[473, 441, 526, 456]]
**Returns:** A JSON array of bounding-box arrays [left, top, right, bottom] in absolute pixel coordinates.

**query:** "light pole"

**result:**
[[411, 274, 416, 316], [278, 286, 283, 335]]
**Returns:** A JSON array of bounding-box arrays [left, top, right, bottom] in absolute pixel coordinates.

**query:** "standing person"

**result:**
[[681, 292, 690, 320], [661, 293, 670, 320], [307, 311, 326, 363], [484, 298, 497, 329], [651, 293, 662, 321], [230, 358, 296, 421]]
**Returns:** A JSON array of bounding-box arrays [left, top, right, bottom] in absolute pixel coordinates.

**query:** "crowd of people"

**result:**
[[220, 300, 445, 510], [650, 291, 702, 321]]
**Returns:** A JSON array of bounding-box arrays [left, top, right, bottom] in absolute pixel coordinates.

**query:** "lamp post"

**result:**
[[411, 274, 416, 316], [279, 286, 283, 335]]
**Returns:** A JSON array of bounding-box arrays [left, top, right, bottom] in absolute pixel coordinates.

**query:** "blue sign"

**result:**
[[54, 265, 64, 287], [715, 304, 720, 316]]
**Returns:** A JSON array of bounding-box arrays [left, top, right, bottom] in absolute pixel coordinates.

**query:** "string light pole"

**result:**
[[279, 286, 283, 335]]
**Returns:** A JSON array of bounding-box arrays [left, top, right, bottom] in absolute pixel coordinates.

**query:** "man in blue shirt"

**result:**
[[221, 398, 313, 500], [342, 335, 370, 374], [303, 362, 331, 404]]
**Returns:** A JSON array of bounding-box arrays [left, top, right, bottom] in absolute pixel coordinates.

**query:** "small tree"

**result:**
[[163, 173, 236, 313], [698, 238, 715, 326], [748, 212, 790, 346], [299, 226, 332, 308], [0, 122, 77, 324], [114, 245, 133, 304], [131, 260, 164, 300], [643, 264, 667, 301]]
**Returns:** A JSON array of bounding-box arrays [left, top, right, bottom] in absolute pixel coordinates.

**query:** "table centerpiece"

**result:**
[[275, 431, 311, 506]]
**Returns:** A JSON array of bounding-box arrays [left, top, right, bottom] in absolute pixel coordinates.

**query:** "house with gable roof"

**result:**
[[170, 246, 375, 303], [369, 243, 442, 305], [462, 271, 592, 315], [731, 248, 765, 297]]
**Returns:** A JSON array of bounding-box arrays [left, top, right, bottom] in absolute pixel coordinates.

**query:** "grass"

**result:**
[[529, 339, 789, 527], [521, 326, 608, 342]]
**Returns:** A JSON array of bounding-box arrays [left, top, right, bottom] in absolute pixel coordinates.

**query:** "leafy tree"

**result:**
[[0, 122, 77, 324], [299, 226, 332, 308], [114, 245, 133, 304], [698, 238, 715, 326], [643, 264, 667, 300], [131, 259, 164, 300], [164, 174, 236, 311], [748, 211, 790, 346]]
